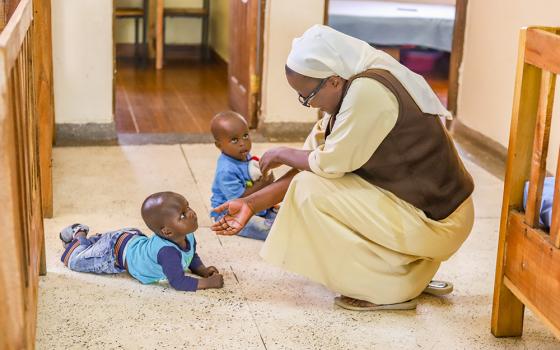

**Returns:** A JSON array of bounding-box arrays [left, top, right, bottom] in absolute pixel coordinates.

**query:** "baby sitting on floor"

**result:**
[[59, 191, 223, 291], [209, 111, 278, 240]]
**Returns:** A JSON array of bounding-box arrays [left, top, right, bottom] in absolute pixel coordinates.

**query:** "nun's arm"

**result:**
[[308, 78, 398, 178], [260, 114, 329, 174], [245, 168, 300, 215], [260, 147, 311, 174]]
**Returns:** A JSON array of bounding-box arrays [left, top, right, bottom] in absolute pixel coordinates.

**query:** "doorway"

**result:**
[[113, 0, 266, 143], [113, 0, 229, 142]]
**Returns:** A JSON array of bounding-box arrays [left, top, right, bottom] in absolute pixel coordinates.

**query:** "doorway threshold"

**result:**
[[117, 131, 269, 145]]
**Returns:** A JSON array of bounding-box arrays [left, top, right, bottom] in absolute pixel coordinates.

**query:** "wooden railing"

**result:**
[[492, 26, 560, 339], [0, 1, 20, 29], [0, 0, 48, 348]]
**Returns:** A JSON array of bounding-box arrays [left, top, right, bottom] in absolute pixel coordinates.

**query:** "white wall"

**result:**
[[208, 0, 229, 61], [457, 0, 560, 171], [260, 0, 326, 124], [52, 0, 113, 124]]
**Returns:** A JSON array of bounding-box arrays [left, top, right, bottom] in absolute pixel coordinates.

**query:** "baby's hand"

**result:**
[[262, 171, 275, 184], [191, 264, 220, 277], [204, 266, 219, 277], [197, 273, 224, 290]]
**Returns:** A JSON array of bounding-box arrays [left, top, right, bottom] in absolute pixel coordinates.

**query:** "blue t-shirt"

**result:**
[[210, 153, 253, 218], [125, 233, 202, 291]]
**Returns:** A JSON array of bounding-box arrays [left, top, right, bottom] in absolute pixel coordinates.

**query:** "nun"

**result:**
[[212, 25, 474, 311]]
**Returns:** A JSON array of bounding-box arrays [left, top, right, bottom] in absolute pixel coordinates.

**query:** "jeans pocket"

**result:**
[[70, 246, 115, 274], [83, 242, 111, 259]]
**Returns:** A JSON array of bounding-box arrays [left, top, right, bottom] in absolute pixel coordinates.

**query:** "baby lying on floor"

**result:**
[[59, 191, 223, 291]]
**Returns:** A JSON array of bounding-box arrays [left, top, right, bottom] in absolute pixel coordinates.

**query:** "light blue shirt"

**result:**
[[125, 233, 195, 284], [210, 153, 253, 218], [523, 177, 555, 229]]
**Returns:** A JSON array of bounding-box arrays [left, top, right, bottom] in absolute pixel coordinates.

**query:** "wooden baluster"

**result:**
[[550, 152, 560, 248], [524, 69, 556, 228], [33, 0, 55, 218], [0, 1, 44, 346], [492, 28, 537, 338]]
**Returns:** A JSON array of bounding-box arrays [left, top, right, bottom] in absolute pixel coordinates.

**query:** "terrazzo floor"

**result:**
[[37, 143, 560, 349]]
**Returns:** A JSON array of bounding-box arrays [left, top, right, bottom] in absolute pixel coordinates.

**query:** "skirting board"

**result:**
[[54, 119, 508, 182], [55, 122, 118, 146], [117, 131, 267, 145], [259, 121, 315, 142], [450, 120, 507, 180], [116, 44, 226, 63]]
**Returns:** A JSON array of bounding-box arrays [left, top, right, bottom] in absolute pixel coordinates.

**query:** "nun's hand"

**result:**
[[211, 199, 255, 236], [260, 147, 286, 175]]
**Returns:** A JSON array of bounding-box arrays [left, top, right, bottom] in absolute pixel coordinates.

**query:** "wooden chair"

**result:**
[[161, 0, 210, 61], [492, 26, 560, 339], [115, 0, 149, 59]]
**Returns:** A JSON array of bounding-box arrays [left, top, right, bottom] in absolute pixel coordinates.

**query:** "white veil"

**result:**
[[286, 25, 451, 118]]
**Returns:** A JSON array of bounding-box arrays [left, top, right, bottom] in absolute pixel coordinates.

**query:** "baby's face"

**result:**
[[216, 120, 252, 161], [162, 195, 198, 239]]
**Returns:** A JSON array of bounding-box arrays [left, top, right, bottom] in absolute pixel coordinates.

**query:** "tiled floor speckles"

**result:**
[[37, 144, 560, 349]]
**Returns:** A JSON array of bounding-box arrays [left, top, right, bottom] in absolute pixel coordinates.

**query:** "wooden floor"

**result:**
[[115, 58, 229, 134], [426, 73, 449, 107], [115, 57, 448, 135]]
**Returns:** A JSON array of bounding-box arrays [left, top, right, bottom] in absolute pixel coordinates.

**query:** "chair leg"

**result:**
[[162, 17, 166, 61], [134, 17, 140, 57], [141, 18, 148, 65], [163, 18, 166, 43], [202, 16, 209, 61], [142, 0, 148, 64], [202, 0, 210, 61]]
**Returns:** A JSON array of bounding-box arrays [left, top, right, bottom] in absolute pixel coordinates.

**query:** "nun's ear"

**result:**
[[331, 76, 344, 87]]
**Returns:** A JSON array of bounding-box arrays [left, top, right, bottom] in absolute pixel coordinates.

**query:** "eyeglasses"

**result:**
[[298, 77, 328, 107]]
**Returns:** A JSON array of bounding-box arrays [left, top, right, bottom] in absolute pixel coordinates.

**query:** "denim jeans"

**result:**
[[66, 228, 141, 274]]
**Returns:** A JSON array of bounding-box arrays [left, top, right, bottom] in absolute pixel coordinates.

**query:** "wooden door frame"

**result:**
[[253, 0, 266, 128], [228, 0, 267, 129], [322, 0, 469, 120], [447, 0, 468, 118]]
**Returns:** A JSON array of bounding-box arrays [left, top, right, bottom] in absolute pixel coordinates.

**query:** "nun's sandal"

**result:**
[[422, 280, 453, 296], [334, 296, 417, 311]]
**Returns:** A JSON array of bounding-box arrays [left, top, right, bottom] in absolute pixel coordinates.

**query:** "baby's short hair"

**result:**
[[141, 191, 181, 235], [210, 110, 247, 140]]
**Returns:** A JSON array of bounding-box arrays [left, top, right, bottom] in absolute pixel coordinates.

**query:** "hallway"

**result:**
[[115, 59, 229, 135]]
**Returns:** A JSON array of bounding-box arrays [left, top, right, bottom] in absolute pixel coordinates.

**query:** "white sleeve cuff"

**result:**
[[308, 149, 345, 179]]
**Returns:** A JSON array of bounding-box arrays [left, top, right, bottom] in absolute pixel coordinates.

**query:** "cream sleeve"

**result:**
[[307, 77, 399, 178], [302, 113, 330, 151]]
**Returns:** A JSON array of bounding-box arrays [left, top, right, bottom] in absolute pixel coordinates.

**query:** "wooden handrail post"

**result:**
[[32, 0, 54, 218]]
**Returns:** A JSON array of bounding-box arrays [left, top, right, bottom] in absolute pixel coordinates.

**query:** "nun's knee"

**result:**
[[292, 171, 319, 192], [291, 171, 327, 206]]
